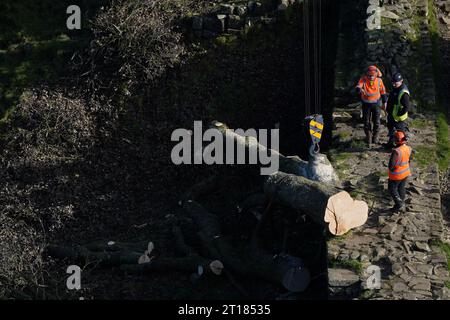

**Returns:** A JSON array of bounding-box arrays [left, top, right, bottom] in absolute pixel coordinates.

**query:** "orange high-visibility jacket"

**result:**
[[388, 144, 411, 181], [356, 76, 386, 104]]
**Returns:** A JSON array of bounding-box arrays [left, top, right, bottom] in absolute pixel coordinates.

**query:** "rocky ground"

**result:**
[[329, 109, 450, 300], [327, 0, 450, 300]]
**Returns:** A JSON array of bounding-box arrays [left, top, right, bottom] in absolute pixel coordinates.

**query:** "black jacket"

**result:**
[[387, 84, 410, 123]]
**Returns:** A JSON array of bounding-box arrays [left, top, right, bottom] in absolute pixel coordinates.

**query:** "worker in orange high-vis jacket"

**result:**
[[356, 66, 387, 146], [388, 130, 414, 213]]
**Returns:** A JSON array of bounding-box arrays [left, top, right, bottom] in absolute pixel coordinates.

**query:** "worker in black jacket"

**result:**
[[383, 73, 410, 149]]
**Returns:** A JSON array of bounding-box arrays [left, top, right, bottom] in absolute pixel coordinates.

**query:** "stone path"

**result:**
[[328, 109, 449, 300], [328, 0, 450, 300]]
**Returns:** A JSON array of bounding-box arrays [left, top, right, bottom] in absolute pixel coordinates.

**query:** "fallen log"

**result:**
[[212, 121, 339, 184], [47, 226, 225, 277], [121, 226, 223, 276], [120, 256, 222, 275], [180, 175, 243, 202], [84, 240, 151, 252], [47, 245, 142, 267], [264, 172, 368, 236], [182, 200, 311, 292], [237, 193, 267, 214]]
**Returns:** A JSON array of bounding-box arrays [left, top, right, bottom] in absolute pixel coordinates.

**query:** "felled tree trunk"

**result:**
[[211, 121, 339, 184], [264, 172, 368, 235], [48, 243, 220, 275], [182, 200, 311, 292], [47, 228, 223, 276], [46, 245, 142, 267], [48, 199, 311, 293]]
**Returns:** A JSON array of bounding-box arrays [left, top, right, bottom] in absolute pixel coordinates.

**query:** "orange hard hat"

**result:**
[[367, 65, 378, 76], [394, 131, 407, 145], [367, 65, 383, 77]]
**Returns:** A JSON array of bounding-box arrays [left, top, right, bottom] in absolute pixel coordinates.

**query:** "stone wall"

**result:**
[[365, 0, 436, 107], [333, 0, 368, 104], [189, 0, 301, 39], [334, 0, 439, 108]]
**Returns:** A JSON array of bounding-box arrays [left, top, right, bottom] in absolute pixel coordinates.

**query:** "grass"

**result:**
[[327, 230, 354, 246], [413, 145, 437, 168], [410, 118, 428, 129], [329, 258, 364, 275], [331, 136, 367, 153], [327, 150, 351, 176], [338, 131, 352, 140], [0, 37, 84, 113], [0, 0, 107, 120], [375, 170, 388, 178], [436, 113, 450, 170], [349, 138, 367, 149], [214, 35, 239, 47], [327, 229, 362, 274], [438, 241, 450, 271], [431, 240, 450, 287], [427, 0, 450, 171], [359, 289, 376, 299], [349, 190, 361, 199]]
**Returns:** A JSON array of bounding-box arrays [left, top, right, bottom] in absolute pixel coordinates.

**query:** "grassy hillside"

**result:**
[[0, 0, 107, 118]]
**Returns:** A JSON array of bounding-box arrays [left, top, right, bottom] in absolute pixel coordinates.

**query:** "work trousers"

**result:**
[[388, 177, 408, 205], [362, 102, 381, 133], [387, 120, 409, 145]]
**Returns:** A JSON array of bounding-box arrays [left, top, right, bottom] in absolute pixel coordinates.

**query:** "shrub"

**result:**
[[81, 0, 193, 96]]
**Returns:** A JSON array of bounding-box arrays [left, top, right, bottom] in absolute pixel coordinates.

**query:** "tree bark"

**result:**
[[48, 228, 222, 276], [182, 200, 311, 292], [212, 121, 308, 176], [47, 245, 142, 267], [211, 121, 339, 184], [264, 172, 368, 235]]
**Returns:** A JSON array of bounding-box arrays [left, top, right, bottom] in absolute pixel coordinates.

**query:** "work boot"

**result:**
[[390, 203, 401, 213], [364, 130, 372, 147], [400, 195, 407, 213], [372, 131, 379, 144], [383, 139, 395, 150], [390, 197, 404, 213]]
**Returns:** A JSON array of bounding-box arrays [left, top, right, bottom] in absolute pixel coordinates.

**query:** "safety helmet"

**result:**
[[367, 65, 378, 76], [394, 130, 407, 145], [392, 72, 403, 83]]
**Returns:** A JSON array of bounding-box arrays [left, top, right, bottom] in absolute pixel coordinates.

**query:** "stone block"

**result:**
[[328, 268, 360, 287]]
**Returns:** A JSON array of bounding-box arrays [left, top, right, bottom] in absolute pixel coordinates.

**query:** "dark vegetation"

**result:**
[[0, 0, 335, 299]]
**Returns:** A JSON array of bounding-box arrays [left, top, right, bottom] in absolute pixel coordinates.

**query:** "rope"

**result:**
[[313, 0, 319, 114], [314, 0, 322, 114], [303, 0, 310, 116], [304, 0, 322, 116]]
